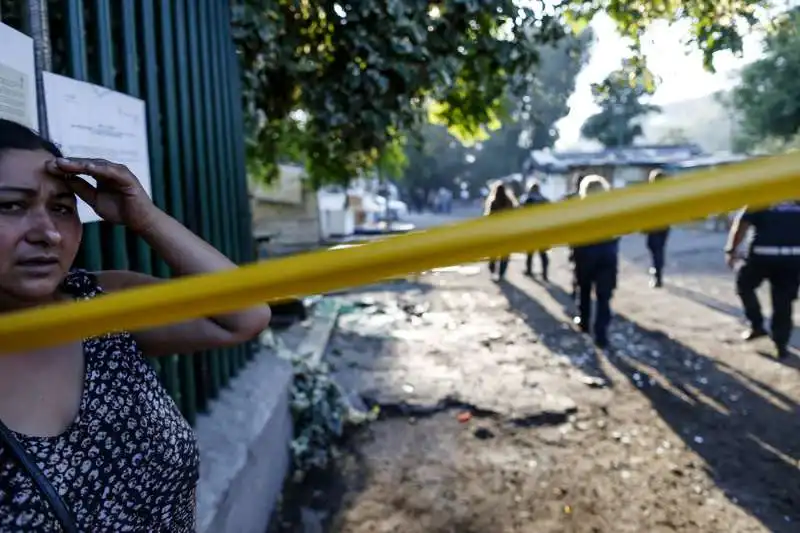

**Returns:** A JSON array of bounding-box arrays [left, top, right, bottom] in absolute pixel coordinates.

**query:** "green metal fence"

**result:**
[[1, 0, 256, 426]]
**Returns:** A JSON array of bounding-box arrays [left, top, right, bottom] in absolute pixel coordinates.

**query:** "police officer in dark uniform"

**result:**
[[725, 201, 800, 359], [571, 175, 619, 349], [564, 181, 583, 301], [644, 169, 670, 288], [522, 181, 550, 280]]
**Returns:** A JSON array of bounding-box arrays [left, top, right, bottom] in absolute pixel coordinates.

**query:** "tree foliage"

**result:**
[[400, 124, 471, 198], [467, 31, 593, 183], [747, 132, 800, 155], [233, 0, 769, 187], [730, 8, 800, 151], [580, 59, 661, 147], [398, 29, 592, 198], [565, 0, 763, 71], [232, 0, 565, 186]]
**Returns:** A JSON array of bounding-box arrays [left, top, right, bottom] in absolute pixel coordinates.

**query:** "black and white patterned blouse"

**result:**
[[0, 270, 199, 532]]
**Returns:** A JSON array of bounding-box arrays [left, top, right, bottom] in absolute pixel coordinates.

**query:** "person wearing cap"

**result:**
[[725, 200, 800, 359]]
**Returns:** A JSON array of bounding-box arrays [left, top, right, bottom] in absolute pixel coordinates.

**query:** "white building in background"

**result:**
[[250, 164, 323, 255], [524, 144, 710, 197], [316, 186, 355, 239]]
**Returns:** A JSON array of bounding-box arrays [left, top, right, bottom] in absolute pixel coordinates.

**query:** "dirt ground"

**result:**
[[270, 229, 800, 533]]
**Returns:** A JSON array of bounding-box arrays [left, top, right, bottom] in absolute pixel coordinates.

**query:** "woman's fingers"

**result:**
[[64, 175, 98, 207], [44, 158, 77, 175], [47, 157, 134, 188]]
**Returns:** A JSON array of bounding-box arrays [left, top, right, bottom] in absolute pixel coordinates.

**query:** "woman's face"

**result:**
[[0, 149, 82, 306]]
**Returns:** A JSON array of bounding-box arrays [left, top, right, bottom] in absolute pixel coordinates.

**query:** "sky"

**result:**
[[555, 14, 766, 149]]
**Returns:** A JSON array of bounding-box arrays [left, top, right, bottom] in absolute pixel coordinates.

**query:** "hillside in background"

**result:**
[[561, 91, 739, 153], [638, 91, 737, 152]]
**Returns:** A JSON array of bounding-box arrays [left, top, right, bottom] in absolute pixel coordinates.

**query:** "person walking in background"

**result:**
[[412, 188, 426, 213], [521, 181, 550, 281], [570, 175, 619, 349], [563, 185, 582, 302], [439, 187, 453, 213], [725, 200, 800, 359], [644, 169, 670, 288], [483, 180, 518, 281]]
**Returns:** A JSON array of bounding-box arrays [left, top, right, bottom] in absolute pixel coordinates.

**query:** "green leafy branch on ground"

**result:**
[[263, 329, 377, 484]]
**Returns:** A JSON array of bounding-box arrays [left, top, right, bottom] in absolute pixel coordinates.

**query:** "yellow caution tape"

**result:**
[[0, 152, 798, 353]]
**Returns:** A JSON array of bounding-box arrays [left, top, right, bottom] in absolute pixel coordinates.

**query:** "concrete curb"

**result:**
[[195, 300, 342, 533], [297, 301, 342, 366], [195, 350, 293, 533]]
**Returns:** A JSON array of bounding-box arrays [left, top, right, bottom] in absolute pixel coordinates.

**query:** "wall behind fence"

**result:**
[[1, 0, 256, 425]]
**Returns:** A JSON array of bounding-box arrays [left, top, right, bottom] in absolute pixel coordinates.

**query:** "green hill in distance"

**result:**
[[638, 91, 737, 153], [562, 91, 739, 153]]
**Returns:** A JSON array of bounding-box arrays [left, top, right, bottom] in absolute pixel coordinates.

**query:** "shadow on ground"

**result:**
[[500, 281, 800, 533], [497, 278, 614, 387], [666, 284, 744, 319], [607, 316, 800, 532], [666, 282, 800, 351]]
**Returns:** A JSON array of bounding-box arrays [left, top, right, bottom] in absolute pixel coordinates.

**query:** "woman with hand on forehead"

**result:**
[[0, 118, 271, 532]]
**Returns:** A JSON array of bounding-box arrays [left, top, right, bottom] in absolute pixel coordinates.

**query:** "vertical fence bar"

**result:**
[[212, 0, 245, 373], [203, 0, 233, 388], [209, 0, 234, 372], [206, 0, 234, 385], [65, 0, 103, 272], [138, 0, 169, 280], [120, 0, 154, 277], [224, 2, 255, 268], [225, 1, 257, 359], [185, 0, 213, 411], [22, 0, 51, 136], [171, 0, 200, 422], [198, 0, 223, 399], [215, 0, 246, 371], [225, 1, 258, 361], [94, 0, 130, 272], [154, 0, 189, 417], [139, 0, 181, 400], [118, 0, 161, 378]]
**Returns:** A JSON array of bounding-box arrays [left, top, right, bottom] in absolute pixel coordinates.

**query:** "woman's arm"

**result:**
[[48, 156, 271, 357], [724, 208, 752, 269], [97, 208, 271, 357]]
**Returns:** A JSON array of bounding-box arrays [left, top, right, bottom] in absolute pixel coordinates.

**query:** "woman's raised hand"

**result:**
[[46, 157, 158, 232]]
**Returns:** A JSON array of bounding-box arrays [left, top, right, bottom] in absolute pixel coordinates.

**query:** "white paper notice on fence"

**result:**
[[0, 23, 38, 130], [42, 72, 152, 223]]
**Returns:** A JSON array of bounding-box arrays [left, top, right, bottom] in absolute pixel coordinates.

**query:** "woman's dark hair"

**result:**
[[0, 119, 63, 160], [484, 180, 518, 214]]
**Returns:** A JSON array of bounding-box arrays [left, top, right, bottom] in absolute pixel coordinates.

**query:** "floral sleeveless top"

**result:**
[[0, 271, 200, 532]]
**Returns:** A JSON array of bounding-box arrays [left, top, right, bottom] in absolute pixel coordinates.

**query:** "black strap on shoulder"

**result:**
[[0, 419, 79, 533]]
